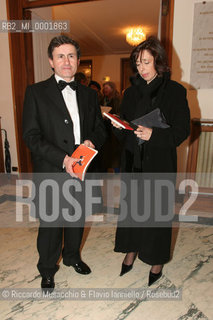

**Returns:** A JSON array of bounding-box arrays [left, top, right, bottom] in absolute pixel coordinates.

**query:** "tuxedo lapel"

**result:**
[[45, 75, 73, 122], [44, 76, 87, 143]]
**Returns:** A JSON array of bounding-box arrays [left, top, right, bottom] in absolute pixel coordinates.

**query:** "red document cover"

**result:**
[[71, 144, 98, 181], [103, 112, 134, 130]]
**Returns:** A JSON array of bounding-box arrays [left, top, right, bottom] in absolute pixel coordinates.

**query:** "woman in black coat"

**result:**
[[112, 36, 190, 286]]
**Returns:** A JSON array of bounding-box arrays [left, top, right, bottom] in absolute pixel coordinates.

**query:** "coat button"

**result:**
[[64, 119, 69, 124]]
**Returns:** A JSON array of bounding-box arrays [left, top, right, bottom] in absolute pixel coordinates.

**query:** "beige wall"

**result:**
[[32, 8, 59, 82], [0, 0, 18, 171], [172, 0, 213, 120], [172, 0, 213, 172]]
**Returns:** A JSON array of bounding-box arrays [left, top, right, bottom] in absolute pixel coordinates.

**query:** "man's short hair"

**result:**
[[88, 80, 101, 91], [75, 72, 87, 82], [48, 35, 81, 60]]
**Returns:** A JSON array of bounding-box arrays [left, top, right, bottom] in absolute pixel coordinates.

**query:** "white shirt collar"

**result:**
[[55, 74, 75, 83]]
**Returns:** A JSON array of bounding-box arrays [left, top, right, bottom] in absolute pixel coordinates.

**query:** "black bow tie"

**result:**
[[58, 80, 78, 91]]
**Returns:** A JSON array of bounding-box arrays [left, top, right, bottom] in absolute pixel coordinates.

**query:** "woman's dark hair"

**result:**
[[48, 35, 81, 60], [130, 36, 170, 76]]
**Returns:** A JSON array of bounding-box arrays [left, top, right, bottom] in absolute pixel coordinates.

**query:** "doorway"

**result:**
[[7, 0, 174, 172]]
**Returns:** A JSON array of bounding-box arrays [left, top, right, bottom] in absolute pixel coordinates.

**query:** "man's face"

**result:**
[[49, 44, 80, 81]]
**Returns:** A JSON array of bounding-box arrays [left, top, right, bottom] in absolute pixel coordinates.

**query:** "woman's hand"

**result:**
[[111, 121, 123, 130], [134, 125, 152, 141]]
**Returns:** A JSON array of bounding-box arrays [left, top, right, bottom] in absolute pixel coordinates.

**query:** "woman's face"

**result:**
[[136, 49, 157, 83], [103, 84, 112, 97]]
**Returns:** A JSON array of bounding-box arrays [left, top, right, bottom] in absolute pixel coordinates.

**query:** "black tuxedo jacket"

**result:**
[[23, 75, 107, 172]]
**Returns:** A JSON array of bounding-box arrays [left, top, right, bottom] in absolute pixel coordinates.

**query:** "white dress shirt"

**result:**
[[55, 74, 81, 145]]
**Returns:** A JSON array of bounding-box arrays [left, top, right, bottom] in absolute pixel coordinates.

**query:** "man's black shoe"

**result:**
[[41, 276, 55, 293], [71, 261, 91, 275]]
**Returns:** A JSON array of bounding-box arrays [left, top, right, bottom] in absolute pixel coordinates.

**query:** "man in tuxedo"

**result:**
[[22, 35, 107, 292]]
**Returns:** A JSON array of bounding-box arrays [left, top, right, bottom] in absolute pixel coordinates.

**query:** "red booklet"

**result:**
[[71, 144, 98, 181], [103, 112, 134, 130]]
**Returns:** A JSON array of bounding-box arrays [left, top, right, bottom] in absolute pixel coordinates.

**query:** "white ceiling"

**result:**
[[51, 0, 160, 56]]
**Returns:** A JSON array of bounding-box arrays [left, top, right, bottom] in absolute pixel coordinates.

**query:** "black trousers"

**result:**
[[37, 226, 84, 277], [32, 171, 86, 277]]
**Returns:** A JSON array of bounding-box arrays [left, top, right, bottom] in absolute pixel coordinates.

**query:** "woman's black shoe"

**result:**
[[148, 270, 162, 286], [120, 263, 133, 276]]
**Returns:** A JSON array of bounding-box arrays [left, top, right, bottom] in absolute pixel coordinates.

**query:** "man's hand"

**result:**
[[134, 125, 152, 141], [63, 155, 80, 178], [83, 140, 95, 149]]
